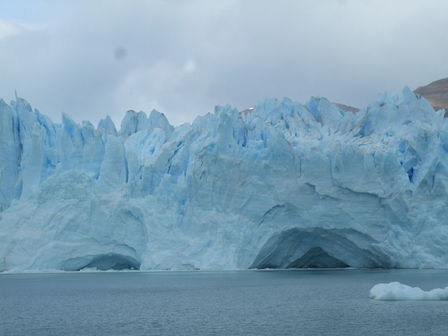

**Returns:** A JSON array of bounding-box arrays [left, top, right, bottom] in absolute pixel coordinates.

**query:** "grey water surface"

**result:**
[[1, 269, 447, 336]]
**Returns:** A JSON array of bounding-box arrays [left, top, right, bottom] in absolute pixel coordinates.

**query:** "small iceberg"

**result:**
[[369, 282, 448, 301]]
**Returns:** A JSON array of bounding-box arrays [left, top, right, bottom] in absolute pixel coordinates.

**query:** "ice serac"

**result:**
[[119, 109, 173, 138], [98, 116, 117, 136], [0, 99, 20, 211], [0, 89, 448, 272]]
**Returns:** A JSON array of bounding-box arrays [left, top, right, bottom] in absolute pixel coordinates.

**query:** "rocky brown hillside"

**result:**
[[415, 77, 448, 116]]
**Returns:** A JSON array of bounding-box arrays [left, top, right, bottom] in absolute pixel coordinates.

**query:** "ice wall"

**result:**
[[0, 88, 447, 271]]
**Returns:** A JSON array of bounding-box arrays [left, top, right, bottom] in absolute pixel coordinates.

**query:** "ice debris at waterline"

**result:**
[[369, 282, 448, 301], [1, 87, 448, 272]]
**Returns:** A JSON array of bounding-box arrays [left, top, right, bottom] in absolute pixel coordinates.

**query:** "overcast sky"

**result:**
[[0, 0, 447, 126]]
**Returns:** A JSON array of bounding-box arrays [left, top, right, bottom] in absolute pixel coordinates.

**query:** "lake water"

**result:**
[[1, 269, 447, 335]]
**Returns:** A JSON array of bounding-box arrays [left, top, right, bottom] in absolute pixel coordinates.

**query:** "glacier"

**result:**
[[0, 87, 448, 272]]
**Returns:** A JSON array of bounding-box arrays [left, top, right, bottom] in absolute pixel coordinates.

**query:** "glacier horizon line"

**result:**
[[1, 86, 439, 134]]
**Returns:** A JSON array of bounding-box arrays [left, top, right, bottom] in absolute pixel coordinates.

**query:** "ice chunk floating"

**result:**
[[1, 88, 448, 272], [370, 282, 448, 301]]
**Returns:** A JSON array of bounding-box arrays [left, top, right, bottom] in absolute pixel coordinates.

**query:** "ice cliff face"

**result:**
[[0, 88, 447, 272]]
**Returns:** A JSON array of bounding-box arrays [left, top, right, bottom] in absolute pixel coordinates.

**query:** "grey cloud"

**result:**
[[0, 0, 447, 127]]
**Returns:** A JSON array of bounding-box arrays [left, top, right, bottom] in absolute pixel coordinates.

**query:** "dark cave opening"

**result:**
[[60, 253, 141, 271], [83, 254, 141, 271], [287, 247, 349, 268]]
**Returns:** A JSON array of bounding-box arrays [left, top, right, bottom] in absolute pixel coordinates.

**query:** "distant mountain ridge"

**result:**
[[415, 77, 448, 116], [333, 103, 359, 113], [238, 78, 448, 116], [330, 77, 448, 116]]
